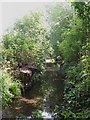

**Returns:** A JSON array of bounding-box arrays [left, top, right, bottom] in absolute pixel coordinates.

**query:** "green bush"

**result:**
[[0, 69, 21, 107], [50, 2, 90, 119], [2, 12, 52, 72]]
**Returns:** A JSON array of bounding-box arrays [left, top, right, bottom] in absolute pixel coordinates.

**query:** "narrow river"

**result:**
[[2, 68, 64, 119]]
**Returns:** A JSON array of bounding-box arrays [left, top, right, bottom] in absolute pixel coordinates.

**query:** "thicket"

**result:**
[[48, 1, 90, 119], [2, 13, 52, 72], [1, 12, 53, 107], [1, 2, 90, 118], [0, 69, 21, 107], [47, 2, 73, 57]]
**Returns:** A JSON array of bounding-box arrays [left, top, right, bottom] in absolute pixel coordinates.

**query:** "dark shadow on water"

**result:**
[[2, 68, 64, 119]]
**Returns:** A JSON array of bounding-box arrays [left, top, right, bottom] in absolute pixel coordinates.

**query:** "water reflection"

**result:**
[[40, 71, 64, 114]]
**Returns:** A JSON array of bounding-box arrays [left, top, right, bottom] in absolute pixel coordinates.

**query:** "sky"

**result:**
[[0, 0, 67, 35]]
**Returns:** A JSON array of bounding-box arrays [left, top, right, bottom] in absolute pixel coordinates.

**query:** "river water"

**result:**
[[2, 68, 64, 119]]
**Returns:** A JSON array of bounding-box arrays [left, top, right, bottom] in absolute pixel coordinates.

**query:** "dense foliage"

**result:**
[[1, 2, 90, 119], [48, 1, 90, 119], [47, 3, 73, 56], [1, 12, 53, 106], [2, 13, 52, 71], [0, 69, 21, 107]]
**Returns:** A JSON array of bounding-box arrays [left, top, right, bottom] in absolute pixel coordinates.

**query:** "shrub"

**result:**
[[0, 69, 21, 107]]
